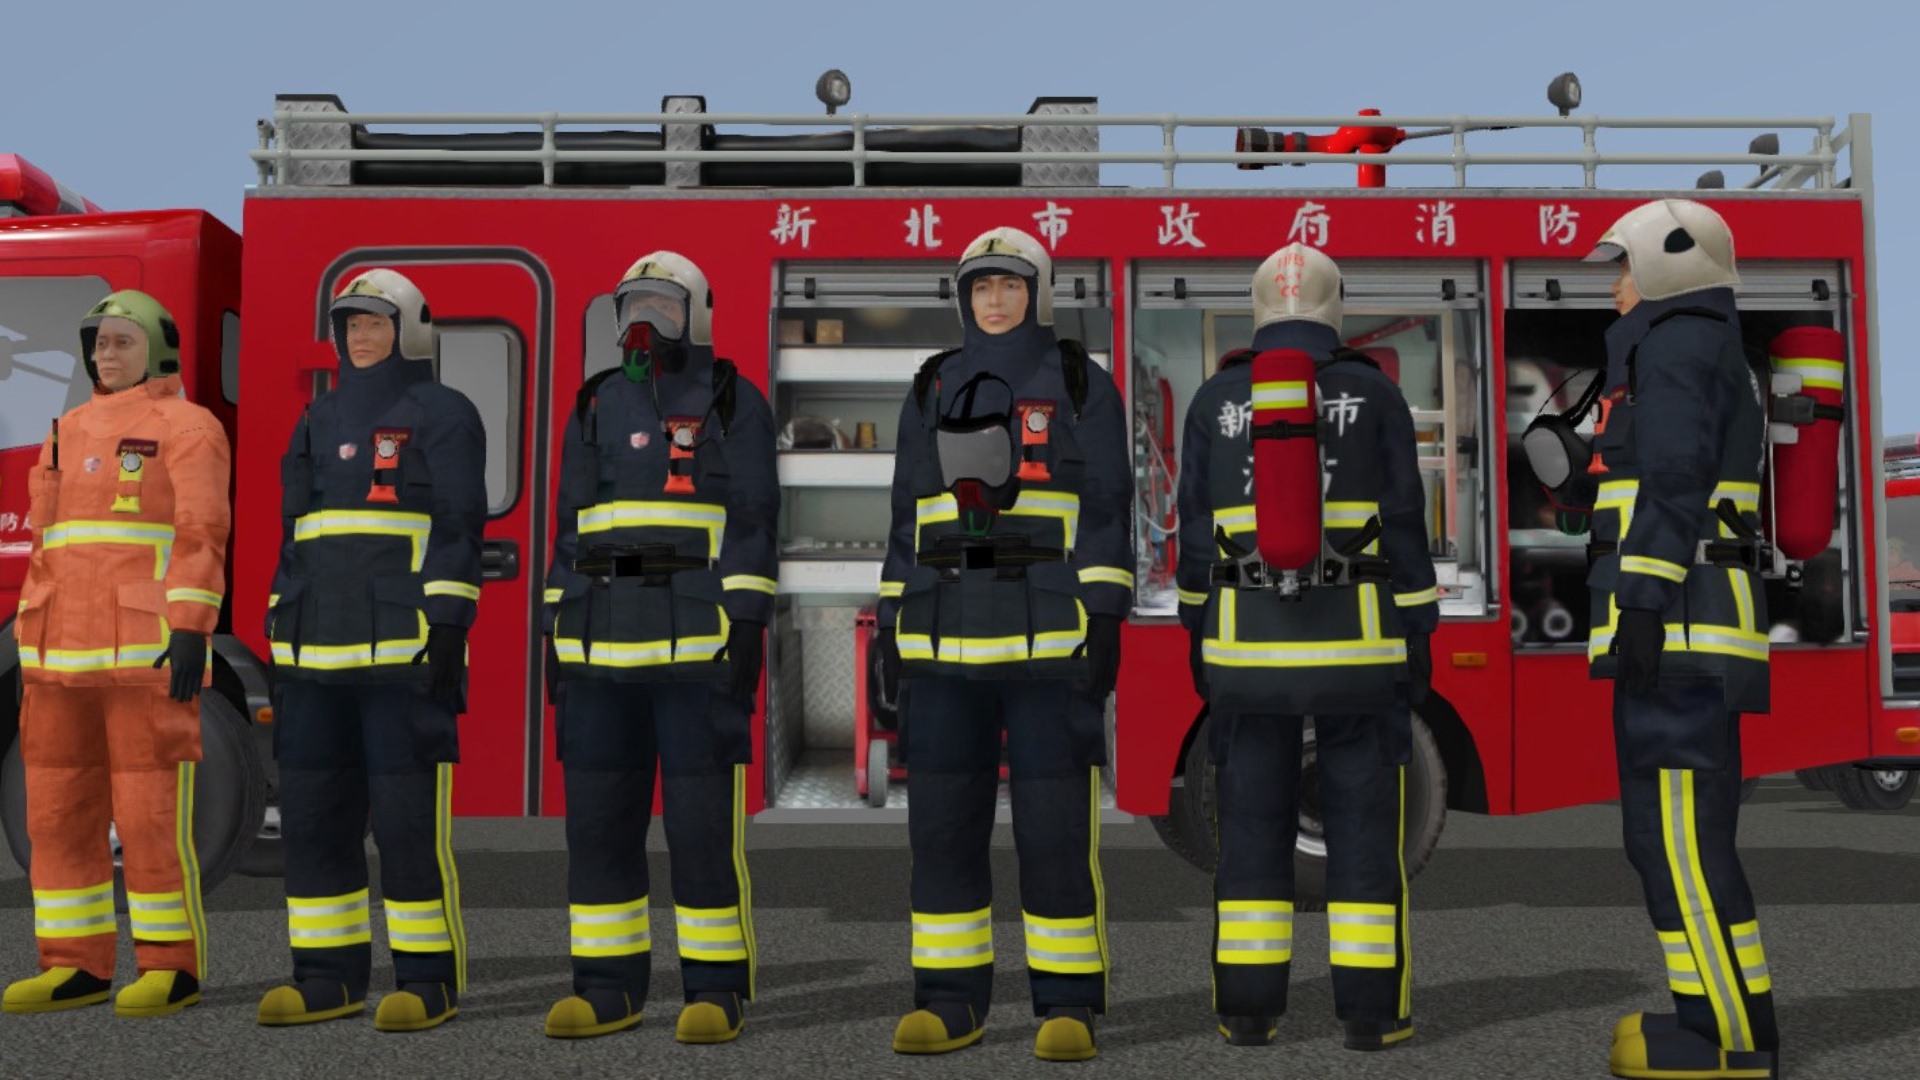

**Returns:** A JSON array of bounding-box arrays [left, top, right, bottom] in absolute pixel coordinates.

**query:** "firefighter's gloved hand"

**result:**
[[1406, 632, 1433, 707], [1612, 607, 1665, 697], [876, 627, 902, 706], [153, 631, 207, 703], [1085, 615, 1122, 700], [543, 636, 561, 706], [413, 624, 467, 711], [1187, 628, 1208, 700], [723, 620, 765, 707]]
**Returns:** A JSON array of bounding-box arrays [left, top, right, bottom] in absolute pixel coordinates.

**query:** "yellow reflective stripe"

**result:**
[[271, 636, 429, 670], [1596, 480, 1639, 510], [1729, 919, 1771, 995], [676, 905, 749, 961], [1327, 901, 1398, 969], [1775, 355, 1844, 391], [1220, 587, 1238, 641], [293, 510, 431, 539], [44, 520, 176, 545], [1395, 766, 1411, 1019], [166, 587, 223, 608], [434, 762, 467, 992], [1250, 380, 1309, 409], [723, 574, 778, 595], [1024, 912, 1104, 974], [577, 501, 725, 530], [1660, 769, 1755, 1052], [1203, 637, 1407, 667], [126, 891, 193, 942], [1587, 621, 1768, 663], [175, 761, 207, 976], [384, 897, 453, 952], [1659, 929, 1706, 995], [33, 882, 117, 938], [423, 580, 480, 601], [1621, 555, 1689, 583], [1215, 899, 1294, 965], [553, 630, 729, 667], [1729, 570, 1755, 634], [1323, 501, 1379, 526], [543, 587, 563, 604], [22, 644, 168, 672], [1358, 583, 1382, 641], [1178, 588, 1209, 607], [878, 580, 905, 599], [1214, 505, 1257, 537], [912, 908, 994, 969], [268, 592, 281, 608], [569, 899, 652, 958], [1087, 765, 1109, 1009], [288, 889, 373, 948], [897, 627, 1086, 664], [732, 764, 757, 997], [1394, 587, 1438, 607], [1078, 566, 1134, 588], [1003, 489, 1080, 549]]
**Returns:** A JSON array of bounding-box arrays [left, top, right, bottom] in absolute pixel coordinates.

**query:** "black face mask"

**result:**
[[622, 323, 690, 380]]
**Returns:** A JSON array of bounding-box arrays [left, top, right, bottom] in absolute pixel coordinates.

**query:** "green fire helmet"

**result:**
[[79, 289, 181, 381]]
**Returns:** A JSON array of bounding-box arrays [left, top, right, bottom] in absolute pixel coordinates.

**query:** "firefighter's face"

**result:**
[[91, 316, 148, 391], [1612, 260, 1641, 315], [345, 312, 397, 367], [970, 274, 1029, 335]]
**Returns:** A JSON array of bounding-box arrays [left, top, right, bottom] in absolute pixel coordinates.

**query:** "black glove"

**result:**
[[1406, 632, 1432, 707], [412, 624, 467, 711], [153, 631, 208, 703], [1187, 628, 1208, 701], [543, 636, 561, 706], [1084, 615, 1122, 700], [1611, 607, 1665, 697], [722, 620, 765, 707], [876, 626, 902, 706]]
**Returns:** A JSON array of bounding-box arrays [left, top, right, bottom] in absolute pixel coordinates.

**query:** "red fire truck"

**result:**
[[3, 77, 1914, 905]]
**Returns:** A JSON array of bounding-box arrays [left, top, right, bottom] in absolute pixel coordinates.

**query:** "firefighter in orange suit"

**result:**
[[3, 290, 231, 1019]]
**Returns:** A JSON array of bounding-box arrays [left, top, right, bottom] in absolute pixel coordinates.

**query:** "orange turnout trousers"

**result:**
[[13, 375, 231, 981]]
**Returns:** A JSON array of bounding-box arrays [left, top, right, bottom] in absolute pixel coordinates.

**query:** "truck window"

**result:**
[[1132, 264, 1490, 621], [437, 323, 524, 517], [0, 275, 110, 454], [1886, 491, 1920, 609]]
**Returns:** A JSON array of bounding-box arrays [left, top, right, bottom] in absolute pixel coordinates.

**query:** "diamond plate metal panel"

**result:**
[[765, 617, 807, 802], [1022, 97, 1098, 188], [662, 95, 705, 189], [276, 96, 351, 187], [771, 752, 1117, 811], [795, 606, 858, 750]]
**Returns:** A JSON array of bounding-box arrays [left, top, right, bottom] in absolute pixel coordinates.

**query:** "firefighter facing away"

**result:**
[[257, 269, 487, 1033], [1580, 200, 1779, 1080], [876, 227, 1133, 1062], [1175, 243, 1437, 1050], [540, 252, 777, 1044], [3, 291, 231, 1019]]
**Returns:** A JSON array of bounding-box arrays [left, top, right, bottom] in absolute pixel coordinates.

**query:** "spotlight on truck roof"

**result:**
[[816, 70, 852, 116], [1548, 72, 1581, 117], [1696, 170, 1726, 189]]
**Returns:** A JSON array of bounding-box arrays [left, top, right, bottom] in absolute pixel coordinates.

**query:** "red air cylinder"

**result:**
[[1250, 349, 1323, 570], [1767, 326, 1847, 561]]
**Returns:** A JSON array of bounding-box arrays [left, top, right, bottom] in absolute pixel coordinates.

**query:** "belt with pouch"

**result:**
[[1586, 539, 1763, 573], [574, 545, 718, 585], [1211, 554, 1393, 590], [915, 535, 1066, 581]]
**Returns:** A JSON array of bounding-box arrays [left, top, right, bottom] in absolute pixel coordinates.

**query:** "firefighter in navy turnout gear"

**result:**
[[1578, 201, 1779, 1080], [878, 227, 1133, 1063], [540, 252, 776, 1045], [1176, 243, 1437, 1052], [259, 269, 486, 1033]]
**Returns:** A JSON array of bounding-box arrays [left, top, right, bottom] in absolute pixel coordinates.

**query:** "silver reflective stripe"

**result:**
[[1025, 924, 1094, 939], [1218, 910, 1289, 922], [1217, 940, 1289, 952], [36, 914, 115, 932], [677, 914, 741, 929], [572, 909, 646, 925], [914, 917, 990, 935], [913, 943, 993, 960], [1029, 948, 1103, 965], [1328, 912, 1396, 926], [291, 922, 370, 940], [1330, 941, 1396, 955], [1732, 930, 1761, 949], [573, 931, 651, 948], [130, 920, 191, 934], [290, 899, 368, 916], [37, 892, 113, 909], [390, 930, 452, 945], [1664, 770, 1750, 1052], [126, 897, 181, 912]]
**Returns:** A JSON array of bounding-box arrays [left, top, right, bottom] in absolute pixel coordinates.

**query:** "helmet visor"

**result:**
[[616, 280, 690, 343]]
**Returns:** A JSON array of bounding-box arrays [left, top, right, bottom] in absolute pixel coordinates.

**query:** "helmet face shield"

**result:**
[[616, 279, 691, 345]]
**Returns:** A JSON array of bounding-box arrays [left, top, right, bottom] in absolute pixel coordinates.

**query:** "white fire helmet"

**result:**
[[956, 227, 1054, 328], [616, 251, 713, 347], [332, 269, 436, 362], [1584, 198, 1739, 301], [1253, 242, 1342, 330]]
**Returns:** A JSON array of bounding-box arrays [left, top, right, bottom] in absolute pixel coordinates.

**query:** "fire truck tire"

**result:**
[[1150, 708, 1449, 913], [1795, 767, 1833, 791], [866, 739, 890, 808], [1829, 765, 1917, 811], [1795, 549, 1846, 645], [2, 691, 267, 910]]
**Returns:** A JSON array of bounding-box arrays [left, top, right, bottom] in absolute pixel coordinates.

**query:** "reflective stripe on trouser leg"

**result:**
[[562, 758, 655, 995], [1209, 713, 1304, 1018], [110, 746, 207, 979], [1317, 715, 1411, 1023], [32, 881, 118, 978], [572, 899, 651, 958], [1659, 768, 1754, 1053], [905, 677, 1002, 1014], [913, 909, 995, 969], [368, 766, 462, 991], [20, 687, 118, 977], [659, 766, 756, 999], [1659, 930, 1706, 997], [288, 890, 375, 950], [1729, 919, 1770, 995], [1007, 686, 1108, 1015]]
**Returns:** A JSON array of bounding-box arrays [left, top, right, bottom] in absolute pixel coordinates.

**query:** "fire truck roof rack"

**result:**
[[0, 154, 104, 217], [249, 93, 1865, 195]]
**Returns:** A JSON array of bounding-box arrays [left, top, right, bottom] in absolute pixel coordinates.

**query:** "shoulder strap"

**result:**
[[711, 357, 739, 435], [1650, 305, 1730, 328], [572, 368, 621, 446], [1056, 337, 1092, 421], [912, 348, 961, 417], [1326, 346, 1382, 371], [1217, 347, 1257, 372]]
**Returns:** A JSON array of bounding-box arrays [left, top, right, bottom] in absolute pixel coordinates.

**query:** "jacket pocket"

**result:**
[[27, 467, 59, 535], [267, 578, 309, 652], [150, 691, 206, 764], [12, 582, 54, 659], [548, 575, 589, 638], [669, 569, 730, 680], [116, 581, 171, 668], [281, 453, 315, 518], [1022, 560, 1089, 680], [369, 575, 428, 658], [895, 566, 943, 671]]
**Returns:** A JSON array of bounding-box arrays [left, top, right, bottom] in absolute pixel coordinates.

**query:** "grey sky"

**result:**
[[9, 0, 1909, 429]]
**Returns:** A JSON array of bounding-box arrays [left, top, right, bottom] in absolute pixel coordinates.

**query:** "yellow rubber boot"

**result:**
[[374, 983, 458, 1033], [893, 1002, 985, 1055], [257, 980, 366, 1026], [1610, 1027, 1778, 1079], [675, 992, 745, 1045], [1614, 1011, 1679, 1043], [545, 989, 642, 1039], [3, 967, 112, 1015], [1034, 1007, 1097, 1063], [114, 971, 201, 1018]]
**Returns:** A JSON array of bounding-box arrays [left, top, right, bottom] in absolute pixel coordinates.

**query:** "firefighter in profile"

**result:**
[[4, 291, 230, 1020], [876, 227, 1133, 1062], [539, 252, 776, 1045], [1581, 200, 1779, 1080], [256, 269, 487, 1033], [1175, 244, 1436, 1052]]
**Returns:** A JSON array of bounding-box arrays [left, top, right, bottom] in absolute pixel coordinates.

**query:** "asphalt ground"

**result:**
[[1, 776, 1917, 1079]]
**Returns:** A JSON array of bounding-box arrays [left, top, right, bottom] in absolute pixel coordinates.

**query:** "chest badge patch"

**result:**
[[339, 443, 358, 460], [84, 457, 102, 473], [630, 431, 650, 449]]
